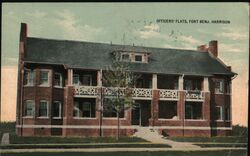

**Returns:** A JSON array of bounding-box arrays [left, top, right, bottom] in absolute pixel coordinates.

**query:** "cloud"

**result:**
[[217, 27, 248, 40], [219, 43, 242, 53], [25, 10, 47, 18], [135, 24, 162, 39], [54, 10, 103, 41]]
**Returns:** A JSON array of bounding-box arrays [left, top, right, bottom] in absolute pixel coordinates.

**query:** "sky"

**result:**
[[1, 3, 249, 126]]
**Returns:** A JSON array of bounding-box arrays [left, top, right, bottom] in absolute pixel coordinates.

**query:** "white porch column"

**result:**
[[152, 74, 157, 89], [97, 70, 102, 86], [67, 69, 73, 86], [178, 75, 184, 90], [203, 77, 209, 92]]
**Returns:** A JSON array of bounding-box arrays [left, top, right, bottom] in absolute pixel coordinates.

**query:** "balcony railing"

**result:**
[[74, 86, 204, 101], [185, 90, 204, 101], [74, 86, 98, 97], [159, 89, 178, 100]]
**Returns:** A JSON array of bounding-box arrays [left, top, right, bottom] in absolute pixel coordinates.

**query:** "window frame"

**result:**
[[215, 106, 223, 121], [54, 72, 63, 88], [73, 74, 80, 85], [24, 100, 35, 117], [52, 101, 62, 119], [121, 53, 130, 62], [24, 69, 35, 86], [82, 75, 92, 86], [38, 100, 49, 118], [214, 79, 224, 94], [134, 54, 143, 63], [39, 70, 50, 87]]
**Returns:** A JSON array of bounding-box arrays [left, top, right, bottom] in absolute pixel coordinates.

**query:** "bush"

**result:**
[[232, 125, 248, 137], [0, 122, 16, 138]]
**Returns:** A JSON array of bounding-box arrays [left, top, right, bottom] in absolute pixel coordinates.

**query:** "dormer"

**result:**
[[118, 51, 150, 63]]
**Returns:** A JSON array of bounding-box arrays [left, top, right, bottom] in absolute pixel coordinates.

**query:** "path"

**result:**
[[133, 127, 200, 148], [1, 133, 10, 145]]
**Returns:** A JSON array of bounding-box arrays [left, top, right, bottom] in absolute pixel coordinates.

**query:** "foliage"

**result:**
[[232, 125, 248, 137], [0, 122, 16, 139]]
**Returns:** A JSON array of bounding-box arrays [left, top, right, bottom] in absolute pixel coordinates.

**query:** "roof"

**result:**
[[24, 37, 236, 77]]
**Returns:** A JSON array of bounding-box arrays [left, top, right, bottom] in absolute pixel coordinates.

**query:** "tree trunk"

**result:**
[[116, 111, 120, 140]]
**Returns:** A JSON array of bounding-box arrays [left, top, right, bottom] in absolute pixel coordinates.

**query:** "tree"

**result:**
[[102, 51, 139, 140]]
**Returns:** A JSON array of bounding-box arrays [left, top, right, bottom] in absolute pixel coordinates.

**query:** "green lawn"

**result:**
[[10, 135, 148, 144], [194, 143, 247, 148], [168, 136, 248, 143], [1, 150, 247, 156]]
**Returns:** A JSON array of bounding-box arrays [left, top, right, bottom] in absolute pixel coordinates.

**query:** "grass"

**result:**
[[10, 135, 148, 144], [194, 143, 248, 148], [0, 122, 16, 138], [1, 150, 248, 156], [0, 143, 171, 149], [168, 136, 248, 143]]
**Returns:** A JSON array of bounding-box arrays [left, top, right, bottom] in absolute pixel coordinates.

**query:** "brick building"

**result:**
[[16, 23, 236, 137]]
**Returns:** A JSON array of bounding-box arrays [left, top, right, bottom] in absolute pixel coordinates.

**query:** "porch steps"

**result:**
[[133, 127, 200, 148]]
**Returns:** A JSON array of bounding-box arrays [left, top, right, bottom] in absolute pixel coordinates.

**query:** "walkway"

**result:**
[[1, 133, 10, 145], [133, 127, 200, 148]]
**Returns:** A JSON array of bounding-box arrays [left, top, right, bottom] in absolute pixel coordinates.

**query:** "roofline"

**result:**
[[26, 37, 201, 53]]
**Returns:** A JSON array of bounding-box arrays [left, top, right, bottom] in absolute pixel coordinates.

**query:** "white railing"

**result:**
[[74, 86, 98, 97], [103, 87, 125, 97], [132, 88, 152, 98], [159, 89, 178, 99], [185, 90, 204, 101]]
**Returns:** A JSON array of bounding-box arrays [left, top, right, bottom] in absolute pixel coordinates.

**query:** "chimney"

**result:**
[[20, 23, 28, 42], [208, 40, 218, 57], [197, 45, 208, 52]]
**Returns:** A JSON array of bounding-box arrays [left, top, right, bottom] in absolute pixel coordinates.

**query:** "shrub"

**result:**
[[232, 125, 248, 137]]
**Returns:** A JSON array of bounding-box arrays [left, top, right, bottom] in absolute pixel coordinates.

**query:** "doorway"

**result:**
[[132, 100, 151, 126]]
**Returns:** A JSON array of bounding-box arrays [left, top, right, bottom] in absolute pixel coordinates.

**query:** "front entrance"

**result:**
[[132, 100, 151, 126]]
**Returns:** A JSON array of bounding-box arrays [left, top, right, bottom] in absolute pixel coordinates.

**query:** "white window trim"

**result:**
[[38, 100, 49, 118], [24, 100, 35, 117], [52, 101, 62, 119], [73, 74, 80, 85], [215, 106, 223, 121], [54, 72, 63, 88], [24, 69, 35, 87], [120, 53, 131, 62], [74, 101, 81, 117], [39, 70, 51, 87], [82, 75, 92, 86], [214, 79, 224, 94], [134, 54, 144, 63]]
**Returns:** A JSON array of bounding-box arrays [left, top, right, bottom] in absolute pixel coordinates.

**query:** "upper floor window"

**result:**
[[135, 55, 143, 62], [82, 75, 92, 86], [24, 70, 35, 86], [214, 79, 224, 94], [39, 100, 49, 117], [25, 100, 35, 117], [54, 72, 63, 87], [40, 70, 49, 86], [73, 74, 80, 85], [121, 54, 130, 61]]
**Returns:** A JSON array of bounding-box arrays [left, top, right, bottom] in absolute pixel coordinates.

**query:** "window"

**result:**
[[225, 107, 230, 120], [73, 74, 80, 85], [159, 101, 178, 119], [40, 71, 49, 86], [215, 106, 223, 120], [135, 55, 143, 62], [121, 54, 130, 61], [39, 100, 49, 117], [214, 79, 224, 93], [25, 100, 35, 117], [185, 102, 202, 120], [185, 80, 193, 90], [54, 73, 63, 87], [73, 99, 96, 118], [103, 99, 124, 118], [82, 75, 92, 86], [82, 102, 91, 117], [24, 70, 35, 86], [53, 101, 62, 118]]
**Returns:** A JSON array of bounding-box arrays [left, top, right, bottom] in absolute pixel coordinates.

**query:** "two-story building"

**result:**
[[16, 23, 236, 137]]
